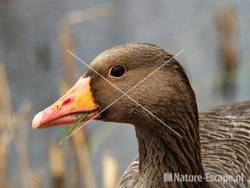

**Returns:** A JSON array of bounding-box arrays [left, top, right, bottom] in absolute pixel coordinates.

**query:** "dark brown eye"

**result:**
[[109, 65, 126, 77]]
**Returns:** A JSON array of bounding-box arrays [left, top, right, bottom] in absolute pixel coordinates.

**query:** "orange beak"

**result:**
[[32, 77, 99, 129]]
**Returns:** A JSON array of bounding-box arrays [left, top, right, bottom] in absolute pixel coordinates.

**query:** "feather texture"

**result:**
[[118, 101, 250, 188]]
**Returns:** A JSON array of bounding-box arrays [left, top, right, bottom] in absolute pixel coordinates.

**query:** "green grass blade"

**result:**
[[59, 113, 88, 146]]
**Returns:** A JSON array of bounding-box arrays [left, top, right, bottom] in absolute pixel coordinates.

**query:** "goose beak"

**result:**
[[32, 77, 99, 129]]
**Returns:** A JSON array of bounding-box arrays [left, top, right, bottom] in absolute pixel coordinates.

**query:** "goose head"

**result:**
[[32, 43, 198, 134]]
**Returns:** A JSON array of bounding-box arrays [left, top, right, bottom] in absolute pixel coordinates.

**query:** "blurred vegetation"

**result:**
[[0, 1, 249, 188]]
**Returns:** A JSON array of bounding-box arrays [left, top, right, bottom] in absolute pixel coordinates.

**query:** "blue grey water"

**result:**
[[0, 0, 249, 187]]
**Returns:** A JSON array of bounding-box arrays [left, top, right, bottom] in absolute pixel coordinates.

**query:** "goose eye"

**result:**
[[109, 65, 126, 77]]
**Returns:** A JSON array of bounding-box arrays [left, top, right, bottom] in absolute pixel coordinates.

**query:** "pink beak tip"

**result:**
[[32, 112, 43, 129]]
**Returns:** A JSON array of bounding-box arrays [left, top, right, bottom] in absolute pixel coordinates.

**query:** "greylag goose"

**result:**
[[32, 43, 250, 188]]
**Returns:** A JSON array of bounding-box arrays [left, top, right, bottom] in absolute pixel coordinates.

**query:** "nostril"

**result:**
[[62, 98, 73, 106]]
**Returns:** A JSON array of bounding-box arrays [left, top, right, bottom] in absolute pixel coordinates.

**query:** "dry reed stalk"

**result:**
[[215, 6, 239, 98], [49, 145, 65, 188], [59, 83, 97, 188], [59, 3, 113, 27], [0, 64, 42, 188], [102, 153, 118, 188], [58, 27, 97, 188], [58, 12, 94, 188], [0, 64, 12, 122], [0, 134, 11, 188], [71, 131, 96, 188], [0, 64, 12, 187], [57, 3, 114, 188], [13, 102, 44, 188], [58, 2, 113, 86], [11, 100, 43, 188], [58, 27, 76, 86], [58, 58, 97, 188]]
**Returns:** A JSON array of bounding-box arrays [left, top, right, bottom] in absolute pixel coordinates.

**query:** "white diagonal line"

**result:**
[[66, 49, 184, 139], [66, 49, 183, 138]]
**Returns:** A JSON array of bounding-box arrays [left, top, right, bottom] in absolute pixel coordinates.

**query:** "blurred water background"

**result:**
[[0, 0, 249, 187]]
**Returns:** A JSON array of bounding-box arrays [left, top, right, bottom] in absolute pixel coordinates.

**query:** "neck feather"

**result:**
[[134, 108, 209, 188]]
